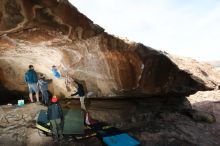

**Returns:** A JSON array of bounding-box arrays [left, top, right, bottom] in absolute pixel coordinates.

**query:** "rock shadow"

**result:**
[[191, 100, 220, 123], [0, 83, 27, 105]]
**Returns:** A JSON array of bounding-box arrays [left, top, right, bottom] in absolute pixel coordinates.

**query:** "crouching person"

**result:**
[[71, 80, 86, 110], [48, 96, 64, 141]]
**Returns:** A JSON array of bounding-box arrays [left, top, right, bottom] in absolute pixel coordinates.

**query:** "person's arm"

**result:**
[[58, 103, 64, 120], [42, 79, 48, 84], [24, 72, 28, 83], [57, 103, 64, 129], [47, 106, 51, 120], [33, 71, 38, 82], [72, 81, 80, 95], [46, 79, 53, 84], [71, 91, 79, 96], [24, 77, 27, 83], [57, 65, 62, 70]]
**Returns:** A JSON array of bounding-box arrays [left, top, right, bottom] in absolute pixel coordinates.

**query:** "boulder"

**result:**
[[0, 0, 209, 98]]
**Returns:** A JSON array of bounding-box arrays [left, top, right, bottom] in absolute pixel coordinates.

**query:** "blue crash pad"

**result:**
[[103, 133, 140, 146]]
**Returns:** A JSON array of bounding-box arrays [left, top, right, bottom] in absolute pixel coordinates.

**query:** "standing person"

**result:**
[[38, 74, 50, 105], [71, 80, 86, 110], [24, 65, 40, 103], [48, 96, 64, 141]]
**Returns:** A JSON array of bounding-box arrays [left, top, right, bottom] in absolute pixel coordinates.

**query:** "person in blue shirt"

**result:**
[[52, 65, 61, 78], [24, 65, 40, 103]]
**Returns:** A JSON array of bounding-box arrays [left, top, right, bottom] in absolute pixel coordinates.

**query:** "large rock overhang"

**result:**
[[0, 0, 209, 99]]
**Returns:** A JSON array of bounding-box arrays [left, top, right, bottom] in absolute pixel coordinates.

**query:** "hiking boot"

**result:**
[[58, 134, 64, 140]]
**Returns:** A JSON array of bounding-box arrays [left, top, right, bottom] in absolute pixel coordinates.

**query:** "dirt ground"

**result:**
[[0, 90, 220, 146]]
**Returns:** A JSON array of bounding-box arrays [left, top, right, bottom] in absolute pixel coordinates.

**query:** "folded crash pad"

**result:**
[[63, 109, 84, 135]]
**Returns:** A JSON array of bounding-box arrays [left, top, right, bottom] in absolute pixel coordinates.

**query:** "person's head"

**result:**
[[52, 65, 56, 69], [39, 73, 45, 79], [29, 65, 34, 70], [51, 95, 58, 103]]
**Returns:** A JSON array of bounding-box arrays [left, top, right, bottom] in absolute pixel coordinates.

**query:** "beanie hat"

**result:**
[[51, 96, 58, 103]]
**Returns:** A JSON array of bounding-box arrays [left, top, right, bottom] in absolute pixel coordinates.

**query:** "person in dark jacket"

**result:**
[[38, 74, 52, 105], [48, 96, 63, 140], [24, 65, 39, 103], [71, 80, 86, 110]]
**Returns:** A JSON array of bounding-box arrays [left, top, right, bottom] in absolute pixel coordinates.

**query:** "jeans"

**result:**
[[41, 90, 49, 104]]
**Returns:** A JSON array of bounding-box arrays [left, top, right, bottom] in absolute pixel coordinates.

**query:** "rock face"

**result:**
[[0, 0, 209, 99], [167, 54, 220, 89]]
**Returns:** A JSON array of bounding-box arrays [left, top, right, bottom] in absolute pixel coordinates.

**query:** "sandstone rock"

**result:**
[[0, 0, 210, 99], [182, 109, 216, 123], [192, 111, 216, 123], [168, 54, 220, 89]]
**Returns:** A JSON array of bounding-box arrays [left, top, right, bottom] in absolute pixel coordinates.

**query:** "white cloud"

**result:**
[[71, 0, 220, 61]]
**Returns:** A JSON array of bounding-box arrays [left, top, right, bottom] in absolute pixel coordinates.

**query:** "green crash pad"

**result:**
[[63, 109, 84, 135]]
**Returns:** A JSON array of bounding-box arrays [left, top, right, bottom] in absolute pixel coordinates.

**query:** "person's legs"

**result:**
[[50, 120, 58, 140], [29, 93, 33, 102], [42, 90, 49, 105], [32, 84, 40, 102], [40, 90, 44, 103], [35, 92, 39, 102], [80, 96, 86, 110], [55, 119, 63, 140], [28, 84, 34, 102]]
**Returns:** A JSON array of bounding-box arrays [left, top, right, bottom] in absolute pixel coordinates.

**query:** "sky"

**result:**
[[70, 0, 220, 61]]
